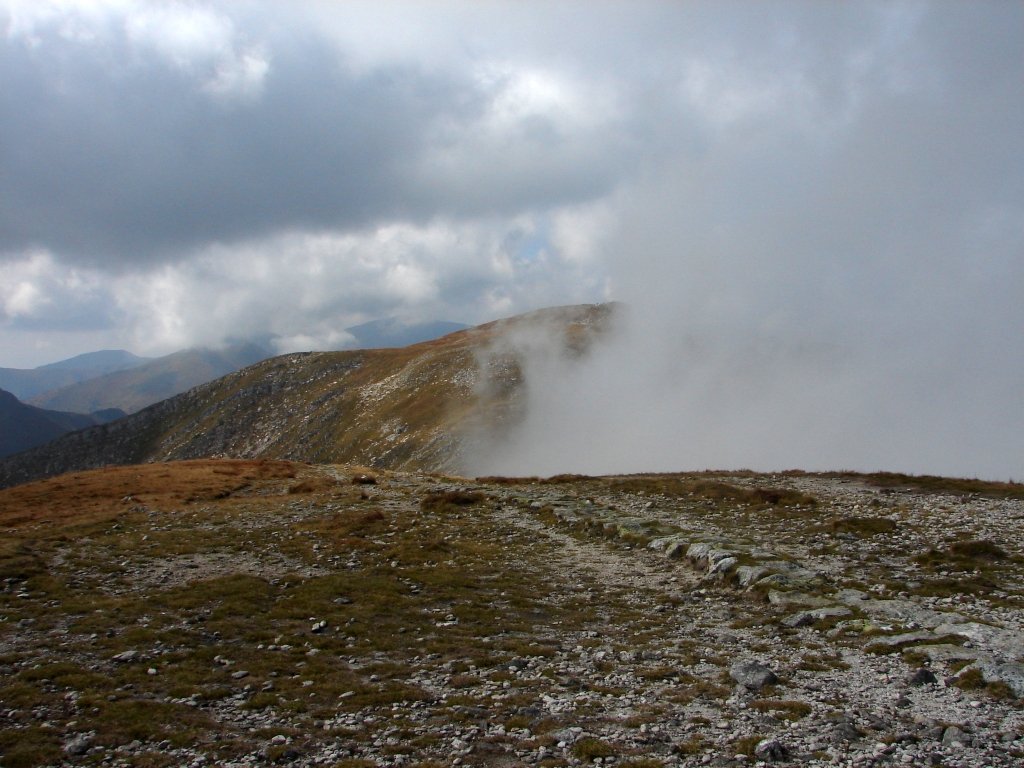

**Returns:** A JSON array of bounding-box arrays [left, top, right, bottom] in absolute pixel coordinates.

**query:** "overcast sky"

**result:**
[[1, 1, 1022, 477]]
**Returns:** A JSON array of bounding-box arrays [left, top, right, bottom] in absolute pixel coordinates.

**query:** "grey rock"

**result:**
[[973, 660, 1024, 697], [781, 605, 852, 628], [64, 734, 93, 756], [754, 738, 789, 761], [934, 621, 1024, 658], [941, 726, 968, 746], [908, 668, 938, 687], [730, 661, 778, 691]]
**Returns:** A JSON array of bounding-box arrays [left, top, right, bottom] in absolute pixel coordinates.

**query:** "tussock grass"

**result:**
[[609, 476, 817, 508], [825, 516, 897, 537], [914, 539, 1010, 570], [748, 699, 813, 720], [420, 490, 486, 510], [842, 472, 1024, 499]]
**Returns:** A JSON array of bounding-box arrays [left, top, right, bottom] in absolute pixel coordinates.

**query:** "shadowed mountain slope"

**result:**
[[0, 304, 614, 488], [0, 388, 122, 459]]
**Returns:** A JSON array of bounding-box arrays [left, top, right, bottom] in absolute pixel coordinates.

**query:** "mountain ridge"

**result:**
[[27, 341, 274, 416], [0, 304, 616, 489], [0, 349, 150, 401]]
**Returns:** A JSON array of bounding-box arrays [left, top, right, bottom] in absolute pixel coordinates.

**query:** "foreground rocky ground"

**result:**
[[1, 461, 1022, 767]]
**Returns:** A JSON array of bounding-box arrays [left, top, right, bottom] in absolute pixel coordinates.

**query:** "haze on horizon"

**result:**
[[1, 1, 1021, 480]]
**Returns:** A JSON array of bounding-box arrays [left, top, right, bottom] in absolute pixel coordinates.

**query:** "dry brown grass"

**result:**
[[0, 459, 301, 529]]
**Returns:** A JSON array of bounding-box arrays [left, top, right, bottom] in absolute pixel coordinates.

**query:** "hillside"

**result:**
[[0, 350, 149, 401], [1, 459, 1022, 766], [28, 342, 273, 416], [0, 304, 614, 489], [0, 388, 122, 459]]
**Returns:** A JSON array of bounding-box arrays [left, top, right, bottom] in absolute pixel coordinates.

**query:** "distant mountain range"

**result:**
[[0, 349, 151, 401], [345, 318, 468, 349], [29, 342, 274, 416], [0, 304, 615, 487]]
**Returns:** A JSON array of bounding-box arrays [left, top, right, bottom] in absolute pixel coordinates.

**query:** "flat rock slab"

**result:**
[[975, 660, 1024, 697], [842, 597, 966, 630], [934, 622, 1024, 659], [782, 606, 852, 628], [912, 643, 984, 663]]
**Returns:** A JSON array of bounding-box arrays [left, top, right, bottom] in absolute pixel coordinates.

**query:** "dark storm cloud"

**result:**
[[0, 7, 628, 266], [0, 27, 451, 262]]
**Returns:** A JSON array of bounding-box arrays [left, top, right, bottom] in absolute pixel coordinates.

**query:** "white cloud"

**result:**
[[4, 0, 270, 99], [0, 250, 109, 325], [123, 3, 236, 69], [55, 218, 604, 359]]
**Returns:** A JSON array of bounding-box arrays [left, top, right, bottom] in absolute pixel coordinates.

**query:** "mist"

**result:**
[[466, 66, 1024, 482]]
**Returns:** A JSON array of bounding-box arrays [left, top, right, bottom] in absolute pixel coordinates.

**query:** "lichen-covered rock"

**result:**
[[933, 622, 1024, 659], [648, 535, 688, 559], [973, 660, 1024, 697], [735, 564, 772, 587], [730, 660, 778, 690], [781, 605, 852, 628]]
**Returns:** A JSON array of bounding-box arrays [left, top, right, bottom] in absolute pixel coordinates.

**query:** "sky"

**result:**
[[1, 1, 1022, 478]]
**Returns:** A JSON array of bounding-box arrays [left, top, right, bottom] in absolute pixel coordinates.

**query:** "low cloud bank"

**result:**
[[466, 135, 1024, 481], [467, 306, 1023, 481]]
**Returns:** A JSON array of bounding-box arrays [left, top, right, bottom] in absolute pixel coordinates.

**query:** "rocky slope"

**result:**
[[0, 304, 614, 489], [1, 461, 1022, 767]]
